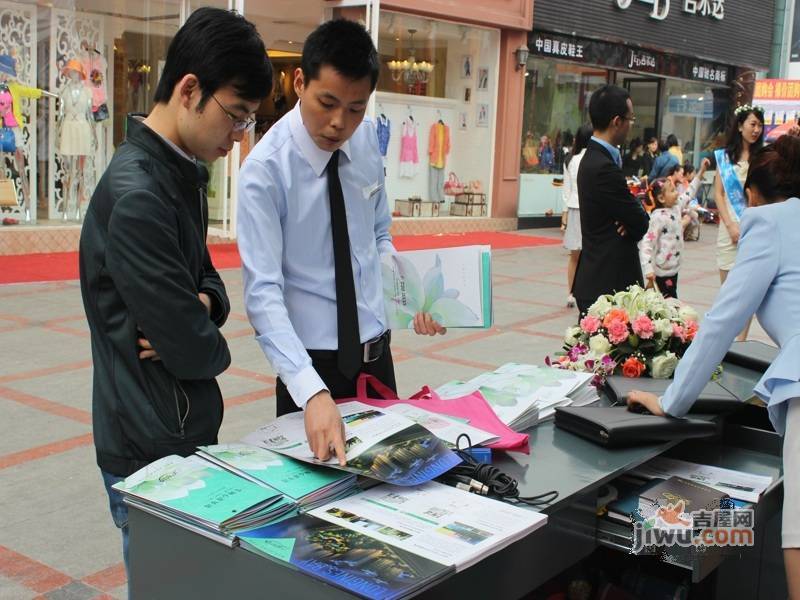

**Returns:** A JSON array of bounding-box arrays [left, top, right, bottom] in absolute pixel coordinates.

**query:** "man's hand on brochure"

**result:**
[[305, 391, 347, 466], [413, 312, 447, 336]]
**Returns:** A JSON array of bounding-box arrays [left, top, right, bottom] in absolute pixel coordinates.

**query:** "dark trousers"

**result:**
[[276, 345, 397, 416], [576, 298, 593, 318], [655, 274, 679, 299]]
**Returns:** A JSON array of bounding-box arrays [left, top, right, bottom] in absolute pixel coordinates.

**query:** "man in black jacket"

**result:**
[[78, 8, 272, 574], [573, 85, 650, 315]]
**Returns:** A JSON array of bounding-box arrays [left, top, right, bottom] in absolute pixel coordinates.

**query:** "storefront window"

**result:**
[[0, 0, 177, 225], [519, 58, 608, 216], [376, 11, 499, 218], [659, 79, 730, 168]]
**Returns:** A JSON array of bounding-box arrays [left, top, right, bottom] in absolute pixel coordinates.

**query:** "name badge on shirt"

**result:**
[[362, 181, 383, 201]]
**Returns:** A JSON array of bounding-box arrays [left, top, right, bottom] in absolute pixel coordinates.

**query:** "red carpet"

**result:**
[[0, 231, 558, 284]]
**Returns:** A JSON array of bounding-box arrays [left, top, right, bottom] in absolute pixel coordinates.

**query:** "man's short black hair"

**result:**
[[154, 7, 272, 107], [302, 19, 379, 90], [588, 85, 631, 131]]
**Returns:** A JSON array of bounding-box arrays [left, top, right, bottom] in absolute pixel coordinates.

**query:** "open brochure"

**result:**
[[382, 245, 492, 329], [242, 401, 461, 486], [309, 481, 547, 571], [239, 513, 452, 600], [436, 363, 597, 431], [196, 443, 357, 509], [378, 403, 498, 448], [630, 456, 774, 504], [112, 455, 294, 535]]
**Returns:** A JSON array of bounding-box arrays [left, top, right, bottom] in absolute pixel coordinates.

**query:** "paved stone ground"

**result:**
[[0, 225, 771, 599]]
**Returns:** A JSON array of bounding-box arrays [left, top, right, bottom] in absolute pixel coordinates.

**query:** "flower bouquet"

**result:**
[[546, 285, 700, 386]]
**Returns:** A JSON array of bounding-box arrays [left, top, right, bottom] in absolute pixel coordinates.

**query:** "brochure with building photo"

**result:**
[[380, 403, 499, 448], [630, 456, 774, 504], [242, 401, 462, 486], [309, 481, 548, 571], [382, 245, 492, 329], [239, 513, 453, 600], [196, 443, 357, 509]]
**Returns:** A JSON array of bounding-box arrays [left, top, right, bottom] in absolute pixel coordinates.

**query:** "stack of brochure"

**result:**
[[382, 245, 492, 329], [112, 455, 295, 546], [630, 456, 774, 504], [197, 443, 358, 510], [239, 481, 547, 599], [243, 401, 462, 486], [436, 362, 598, 431]]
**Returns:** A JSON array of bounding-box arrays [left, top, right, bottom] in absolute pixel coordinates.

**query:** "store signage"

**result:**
[[628, 50, 658, 71], [691, 63, 728, 83], [755, 79, 800, 101], [614, 0, 724, 21], [532, 36, 585, 59], [530, 31, 732, 85]]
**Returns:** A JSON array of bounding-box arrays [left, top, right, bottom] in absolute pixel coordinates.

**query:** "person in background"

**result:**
[[715, 105, 764, 341], [622, 137, 644, 178], [78, 8, 272, 576], [572, 85, 649, 315], [561, 124, 593, 308], [649, 137, 680, 180], [638, 177, 683, 298], [628, 134, 800, 600], [641, 136, 659, 180], [677, 159, 711, 241], [666, 133, 683, 165], [538, 134, 555, 173]]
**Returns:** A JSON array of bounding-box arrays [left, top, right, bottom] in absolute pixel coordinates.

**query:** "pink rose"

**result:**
[[672, 323, 687, 343], [685, 320, 699, 341], [632, 315, 655, 340], [580, 315, 601, 335], [606, 319, 629, 345]]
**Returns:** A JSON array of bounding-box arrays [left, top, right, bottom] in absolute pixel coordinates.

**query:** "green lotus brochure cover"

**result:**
[[242, 401, 461, 486], [239, 513, 453, 600], [112, 454, 290, 532], [196, 443, 356, 506], [382, 245, 492, 329]]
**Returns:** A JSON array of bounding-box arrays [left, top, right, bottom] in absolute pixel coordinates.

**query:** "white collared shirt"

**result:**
[[237, 102, 394, 408]]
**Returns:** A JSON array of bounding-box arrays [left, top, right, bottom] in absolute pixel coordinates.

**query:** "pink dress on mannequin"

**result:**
[[398, 119, 418, 178]]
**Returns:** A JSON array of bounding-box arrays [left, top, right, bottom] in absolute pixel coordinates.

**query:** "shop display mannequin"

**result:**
[[56, 59, 95, 221], [79, 40, 109, 121], [0, 53, 55, 222]]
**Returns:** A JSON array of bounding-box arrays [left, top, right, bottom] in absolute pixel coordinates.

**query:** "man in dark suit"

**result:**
[[573, 85, 650, 315]]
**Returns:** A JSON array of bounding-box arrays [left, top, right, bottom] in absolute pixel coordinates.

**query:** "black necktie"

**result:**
[[327, 150, 361, 380]]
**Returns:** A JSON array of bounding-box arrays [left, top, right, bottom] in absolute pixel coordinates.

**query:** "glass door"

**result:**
[[623, 77, 661, 143]]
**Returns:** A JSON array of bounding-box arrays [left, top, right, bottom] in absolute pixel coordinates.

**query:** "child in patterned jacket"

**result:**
[[639, 177, 683, 298]]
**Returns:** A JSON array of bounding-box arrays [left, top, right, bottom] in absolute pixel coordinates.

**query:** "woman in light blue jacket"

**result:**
[[629, 134, 800, 598]]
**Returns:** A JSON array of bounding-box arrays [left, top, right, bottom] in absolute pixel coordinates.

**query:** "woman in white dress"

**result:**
[[562, 124, 592, 308], [714, 106, 764, 340]]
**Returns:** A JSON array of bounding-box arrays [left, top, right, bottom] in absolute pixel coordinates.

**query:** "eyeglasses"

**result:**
[[621, 114, 637, 123], [210, 94, 256, 133]]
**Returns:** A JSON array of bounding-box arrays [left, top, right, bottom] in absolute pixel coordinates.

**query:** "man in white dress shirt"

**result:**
[[237, 19, 444, 468]]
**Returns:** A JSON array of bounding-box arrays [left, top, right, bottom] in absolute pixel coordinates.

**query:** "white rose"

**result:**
[[651, 352, 679, 379], [564, 326, 583, 346], [678, 305, 699, 324], [589, 334, 612, 355], [588, 296, 613, 318], [653, 318, 673, 338]]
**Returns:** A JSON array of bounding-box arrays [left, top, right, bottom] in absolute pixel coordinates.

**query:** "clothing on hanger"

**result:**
[[376, 113, 390, 158], [398, 119, 418, 178]]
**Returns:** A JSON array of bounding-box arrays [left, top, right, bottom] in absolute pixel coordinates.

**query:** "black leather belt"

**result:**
[[307, 330, 391, 364]]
